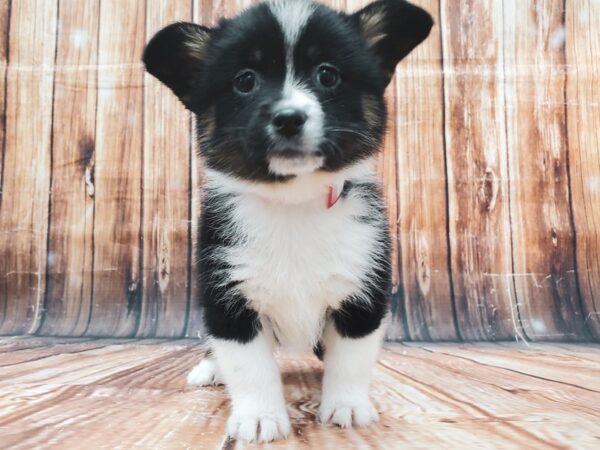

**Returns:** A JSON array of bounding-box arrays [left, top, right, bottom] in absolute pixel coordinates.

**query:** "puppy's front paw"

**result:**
[[227, 407, 291, 443], [320, 394, 378, 428], [186, 358, 223, 386]]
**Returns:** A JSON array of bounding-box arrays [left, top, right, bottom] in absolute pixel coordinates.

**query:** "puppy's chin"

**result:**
[[268, 153, 325, 176]]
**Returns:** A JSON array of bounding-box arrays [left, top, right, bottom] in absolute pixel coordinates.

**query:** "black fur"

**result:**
[[332, 182, 392, 338], [197, 190, 262, 342], [143, 0, 432, 344], [351, 0, 433, 81], [197, 182, 391, 343], [144, 0, 433, 182]]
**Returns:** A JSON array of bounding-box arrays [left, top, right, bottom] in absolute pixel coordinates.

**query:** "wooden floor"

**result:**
[[1, 339, 599, 449]]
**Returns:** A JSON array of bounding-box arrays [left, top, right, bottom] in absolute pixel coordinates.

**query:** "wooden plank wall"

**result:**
[[0, 0, 598, 341], [39, 0, 98, 336], [565, 0, 600, 339], [0, 0, 57, 335]]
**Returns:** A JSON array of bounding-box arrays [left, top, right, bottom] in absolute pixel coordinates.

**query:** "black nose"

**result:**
[[272, 108, 307, 138]]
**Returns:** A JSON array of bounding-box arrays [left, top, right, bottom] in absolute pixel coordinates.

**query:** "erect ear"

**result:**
[[351, 0, 433, 83], [143, 22, 212, 108]]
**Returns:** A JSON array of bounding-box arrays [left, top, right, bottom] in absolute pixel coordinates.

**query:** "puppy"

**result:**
[[144, 0, 432, 442]]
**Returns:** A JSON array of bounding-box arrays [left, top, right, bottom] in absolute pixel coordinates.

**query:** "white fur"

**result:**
[[204, 158, 386, 350], [320, 321, 386, 427], [268, 0, 315, 96], [212, 333, 291, 443], [268, 0, 324, 176], [269, 0, 314, 91], [268, 0, 315, 58], [268, 153, 324, 176], [268, 82, 325, 170], [187, 356, 224, 386]]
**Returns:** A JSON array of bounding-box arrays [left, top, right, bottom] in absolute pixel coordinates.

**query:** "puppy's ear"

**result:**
[[143, 22, 212, 108], [351, 0, 433, 83]]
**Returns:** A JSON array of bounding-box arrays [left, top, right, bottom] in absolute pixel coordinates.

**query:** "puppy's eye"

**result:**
[[316, 64, 340, 89], [234, 70, 257, 94]]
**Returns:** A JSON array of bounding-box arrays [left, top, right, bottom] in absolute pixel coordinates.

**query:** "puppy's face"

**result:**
[[144, 0, 432, 182]]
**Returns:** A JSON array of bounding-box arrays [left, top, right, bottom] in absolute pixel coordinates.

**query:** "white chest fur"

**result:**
[[206, 163, 384, 350]]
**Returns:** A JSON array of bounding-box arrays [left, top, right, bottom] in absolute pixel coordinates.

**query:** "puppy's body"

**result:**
[[203, 163, 389, 350], [144, 0, 432, 442]]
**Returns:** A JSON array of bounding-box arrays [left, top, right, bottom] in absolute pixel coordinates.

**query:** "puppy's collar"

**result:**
[[326, 180, 349, 209]]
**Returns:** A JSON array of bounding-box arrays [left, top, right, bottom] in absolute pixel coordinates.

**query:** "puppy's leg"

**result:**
[[320, 299, 387, 428], [187, 349, 224, 386], [213, 332, 290, 442], [201, 287, 290, 442]]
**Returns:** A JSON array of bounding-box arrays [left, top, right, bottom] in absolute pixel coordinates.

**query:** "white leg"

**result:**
[[187, 351, 224, 386], [212, 333, 290, 443], [319, 323, 385, 428]]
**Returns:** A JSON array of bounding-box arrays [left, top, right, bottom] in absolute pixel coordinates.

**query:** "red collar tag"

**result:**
[[326, 182, 345, 209]]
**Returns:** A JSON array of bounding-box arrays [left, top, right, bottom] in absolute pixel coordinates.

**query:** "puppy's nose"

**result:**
[[272, 108, 307, 138]]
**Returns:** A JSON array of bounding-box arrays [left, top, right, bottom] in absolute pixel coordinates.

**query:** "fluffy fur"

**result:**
[[144, 0, 432, 442]]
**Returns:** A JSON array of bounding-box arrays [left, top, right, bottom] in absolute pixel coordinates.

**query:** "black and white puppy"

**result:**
[[144, 0, 432, 442]]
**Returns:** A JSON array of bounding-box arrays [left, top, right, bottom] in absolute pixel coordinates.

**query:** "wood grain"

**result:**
[[416, 342, 600, 392], [565, 0, 600, 339], [441, 0, 519, 340], [2, 339, 600, 449], [38, 0, 100, 336], [0, 335, 91, 353], [382, 78, 407, 341], [86, 0, 145, 336], [0, 0, 58, 334], [387, 343, 600, 447], [503, 0, 586, 341], [186, 130, 203, 338], [138, 0, 192, 337], [396, 0, 456, 341], [0, 0, 7, 215]]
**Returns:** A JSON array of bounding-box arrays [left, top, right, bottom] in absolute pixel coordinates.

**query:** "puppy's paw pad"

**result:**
[[320, 397, 378, 428], [227, 410, 291, 443], [186, 359, 223, 386]]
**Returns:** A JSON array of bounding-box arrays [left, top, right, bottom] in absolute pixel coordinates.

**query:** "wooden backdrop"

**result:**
[[0, 0, 598, 341]]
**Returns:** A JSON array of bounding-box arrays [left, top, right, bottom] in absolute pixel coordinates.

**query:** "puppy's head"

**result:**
[[144, 0, 432, 182]]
